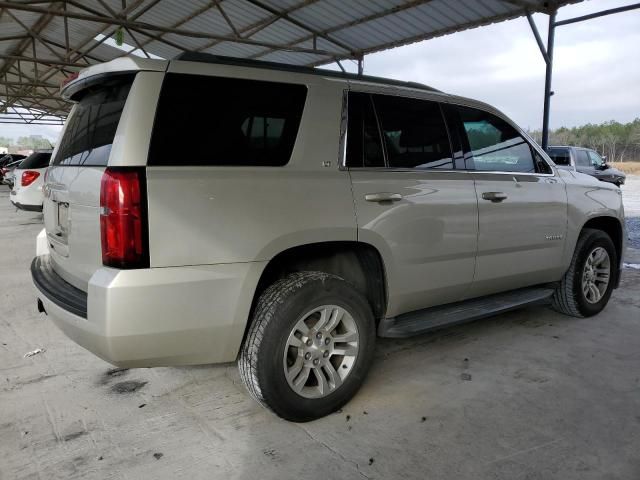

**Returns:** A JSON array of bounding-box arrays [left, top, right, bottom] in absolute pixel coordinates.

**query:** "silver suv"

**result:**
[[32, 55, 625, 422]]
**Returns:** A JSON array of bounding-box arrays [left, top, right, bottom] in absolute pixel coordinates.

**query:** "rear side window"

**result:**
[[373, 94, 453, 170], [457, 106, 537, 173], [18, 152, 52, 169], [547, 148, 571, 166], [148, 74, 307, 166], [53, 74, 134, 166]]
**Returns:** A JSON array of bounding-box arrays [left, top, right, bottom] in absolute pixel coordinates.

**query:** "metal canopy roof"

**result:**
[[0, 0, 580, 125]]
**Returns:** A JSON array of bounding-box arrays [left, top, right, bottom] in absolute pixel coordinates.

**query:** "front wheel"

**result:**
[[552, 228, 617, 317], [238, 272, 376, 422]]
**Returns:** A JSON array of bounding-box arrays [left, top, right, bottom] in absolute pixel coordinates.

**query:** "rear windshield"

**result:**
[[547, 148, 571, 166], [19, 152, 52, 169], [148, 74, 307, 166], [0, 154, 26, 167], [52, 74, 135, 166]]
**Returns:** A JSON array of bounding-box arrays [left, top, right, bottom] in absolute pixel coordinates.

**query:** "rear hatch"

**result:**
[[44, 73, 135, 291]]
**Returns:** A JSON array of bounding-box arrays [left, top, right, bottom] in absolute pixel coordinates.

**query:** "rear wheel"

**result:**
[[552, 228, 617, 317], [238, 272, 375, 422]]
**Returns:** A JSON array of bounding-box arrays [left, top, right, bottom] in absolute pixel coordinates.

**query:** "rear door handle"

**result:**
[[481, 191, 508, 202], [364, 192, 402, 203]]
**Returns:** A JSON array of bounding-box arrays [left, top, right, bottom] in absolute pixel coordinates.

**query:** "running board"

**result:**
[[378, 287, 555, 338]]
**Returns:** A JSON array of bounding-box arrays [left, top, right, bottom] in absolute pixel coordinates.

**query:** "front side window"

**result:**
[[148, 74, 307, 166], [588, 150, 604, 167], [457, 106, 538, 173], [373, 94, 453, 170]]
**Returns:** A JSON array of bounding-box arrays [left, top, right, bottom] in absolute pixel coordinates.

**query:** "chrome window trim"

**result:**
[[343, 167, 554, 177], [338, 89, 348, 170]]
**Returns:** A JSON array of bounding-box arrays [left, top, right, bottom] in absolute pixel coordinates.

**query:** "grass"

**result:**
[[610, 162, 640, 175]]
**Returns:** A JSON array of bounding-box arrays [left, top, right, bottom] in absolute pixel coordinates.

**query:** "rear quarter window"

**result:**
[[148, 74, 307, 166], [53, 74, 135, 166]]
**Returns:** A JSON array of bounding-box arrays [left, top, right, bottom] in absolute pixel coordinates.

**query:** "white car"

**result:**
[[10, 151, 52, 212]]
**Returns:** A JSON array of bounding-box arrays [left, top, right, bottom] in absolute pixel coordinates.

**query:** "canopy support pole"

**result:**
[[541, 9, 556, 150]]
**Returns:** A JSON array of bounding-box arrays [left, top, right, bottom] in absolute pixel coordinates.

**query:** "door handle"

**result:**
[[364, 192, 403, 203], [481, 191, 508, 203]]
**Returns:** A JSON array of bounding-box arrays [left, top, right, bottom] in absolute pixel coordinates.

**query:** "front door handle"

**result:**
[[481, 191, 508, 203], [365, 192, 402, 203]]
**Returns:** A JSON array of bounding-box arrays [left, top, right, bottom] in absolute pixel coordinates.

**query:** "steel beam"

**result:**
[[251, 0, 434, 60], [0, 54, 87, 68], [526, 12, 549, 64], [555, 2, 640, 27], [541, 10, 556, 150], [0, 1, 340, 56]]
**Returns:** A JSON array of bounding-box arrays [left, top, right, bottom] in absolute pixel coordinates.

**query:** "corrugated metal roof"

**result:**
[[0, 0, 581, 122]]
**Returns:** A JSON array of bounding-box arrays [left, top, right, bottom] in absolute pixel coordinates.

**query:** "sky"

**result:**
[[2, 0, 639, 142]]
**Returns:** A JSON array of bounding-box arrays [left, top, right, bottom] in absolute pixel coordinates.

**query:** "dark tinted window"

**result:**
[[19, 152, 52, 169], [576, 150, 591, 167], [345, 92, 384, 168], [458, 106, 537, 173], [373, 94, 453, 169], [148, 74, 307, 166], [53, 74, 134, 166], [0, 154, 26, 167], [547, 148, 571, 166]]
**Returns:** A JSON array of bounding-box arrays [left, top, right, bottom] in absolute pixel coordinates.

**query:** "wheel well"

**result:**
[[253, 241, 387, 323], [582, 216, 623, 262]]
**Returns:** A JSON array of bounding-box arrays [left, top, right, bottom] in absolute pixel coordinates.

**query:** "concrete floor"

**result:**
[[1, 183, 640, 480]]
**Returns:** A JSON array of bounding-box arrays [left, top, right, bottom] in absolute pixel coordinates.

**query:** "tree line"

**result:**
[[528, 118, 640, 163], [0, 136, 53, 150]]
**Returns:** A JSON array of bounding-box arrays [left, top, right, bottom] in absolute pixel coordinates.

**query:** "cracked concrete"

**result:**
[[1, 182, 640, 479]]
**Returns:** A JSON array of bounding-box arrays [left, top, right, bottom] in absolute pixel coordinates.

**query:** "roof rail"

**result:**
[[172, 52, 441, 93]]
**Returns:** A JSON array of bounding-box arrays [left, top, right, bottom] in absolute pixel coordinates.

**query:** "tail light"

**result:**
[[21, 170, 41, 186], [99, 168, 149, 269]]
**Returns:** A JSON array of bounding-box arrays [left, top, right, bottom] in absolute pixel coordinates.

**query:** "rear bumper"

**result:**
[[32, 256, 87, 317], [12, 200, 43, 212], [32, 254, 264, 367]]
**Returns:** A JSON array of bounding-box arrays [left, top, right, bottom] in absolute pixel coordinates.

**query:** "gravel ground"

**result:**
[[622, 176, 640, 250]]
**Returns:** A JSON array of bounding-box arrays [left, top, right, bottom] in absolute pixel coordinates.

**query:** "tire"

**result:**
[[238, 271, 376, 422], [552, 228, 617, 318]]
